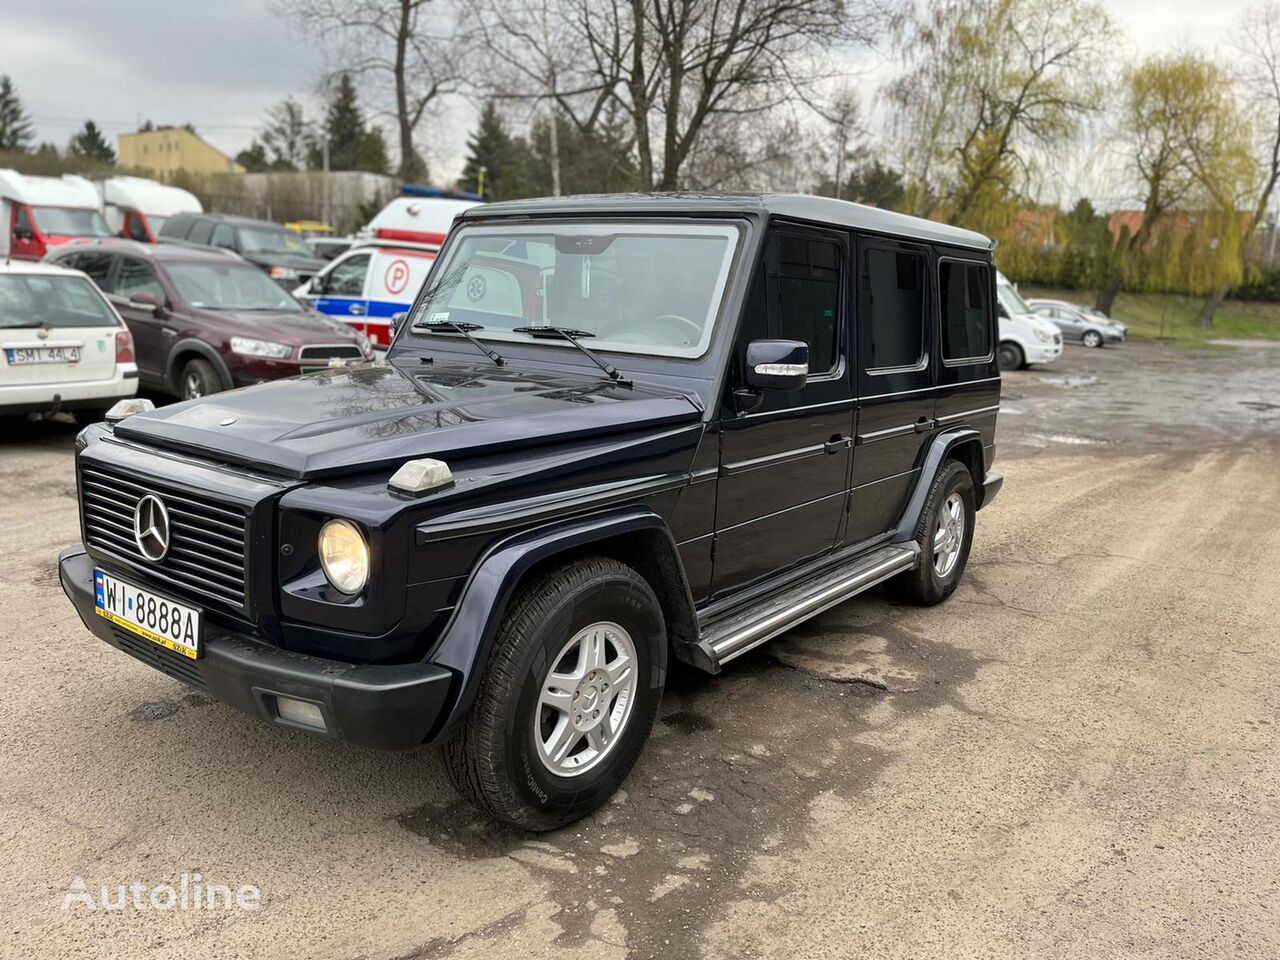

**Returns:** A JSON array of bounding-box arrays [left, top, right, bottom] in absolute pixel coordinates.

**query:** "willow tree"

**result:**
[[1098, 54, 1253, 316], [887, 0, 1113, 236]]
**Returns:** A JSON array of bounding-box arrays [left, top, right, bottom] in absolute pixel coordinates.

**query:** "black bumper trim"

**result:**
[[980, 472, 1004, 509], [59, 547, 453, 750]]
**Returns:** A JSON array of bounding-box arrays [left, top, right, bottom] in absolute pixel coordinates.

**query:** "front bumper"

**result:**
[[59, 547, 453, 750], [0, 367, 137, 416], [1024, 338, 1063, 364]]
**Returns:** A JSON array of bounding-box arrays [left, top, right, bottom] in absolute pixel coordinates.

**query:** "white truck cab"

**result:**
[[99, 177, 202, 244], [995, 271, 1062, 370], [0, 170, 111, 261], [0, 259, 138, 421]]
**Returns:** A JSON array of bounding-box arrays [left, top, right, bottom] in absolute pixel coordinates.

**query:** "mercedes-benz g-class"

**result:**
[[59, 194, 1002, 830]]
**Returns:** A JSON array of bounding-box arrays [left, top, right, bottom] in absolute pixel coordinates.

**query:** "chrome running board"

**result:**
[[694, 544, 919, 672]]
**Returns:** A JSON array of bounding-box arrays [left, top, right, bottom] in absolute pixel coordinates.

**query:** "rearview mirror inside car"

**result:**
[[745, 339, 809, 391]]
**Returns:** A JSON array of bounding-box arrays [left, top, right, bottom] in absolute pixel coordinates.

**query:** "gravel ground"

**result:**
[[1, 340, 1278, 959]]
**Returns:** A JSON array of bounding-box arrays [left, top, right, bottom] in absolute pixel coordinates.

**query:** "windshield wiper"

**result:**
[[411, 319, 505, 367], [512, 326, 630, 386]]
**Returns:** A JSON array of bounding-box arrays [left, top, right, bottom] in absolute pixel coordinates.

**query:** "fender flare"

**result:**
[[166, 339, 234, 393], [425, 504, 693, 742], [893, 427, 986, 543]]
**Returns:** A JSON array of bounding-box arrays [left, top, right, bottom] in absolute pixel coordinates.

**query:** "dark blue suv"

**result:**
[[59, 194, 1002, 830]]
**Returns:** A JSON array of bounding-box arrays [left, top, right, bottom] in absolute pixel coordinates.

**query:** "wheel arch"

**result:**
[[893, 428, 988, 544], [166, 339, 234, 394], [425, 505, 696, 742]]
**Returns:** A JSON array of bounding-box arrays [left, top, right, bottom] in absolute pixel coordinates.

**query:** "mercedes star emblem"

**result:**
[[133, 494, 171, 562]]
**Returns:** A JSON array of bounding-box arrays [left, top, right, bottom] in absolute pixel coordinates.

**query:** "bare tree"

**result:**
[[271, 0, 464, 181], [260, 97, 314, 170]]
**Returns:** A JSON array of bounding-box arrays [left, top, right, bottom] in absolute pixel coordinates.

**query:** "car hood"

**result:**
[[190, 307, 359, 343], [241, 252, 326, 273], [113, 363, 704, 479]]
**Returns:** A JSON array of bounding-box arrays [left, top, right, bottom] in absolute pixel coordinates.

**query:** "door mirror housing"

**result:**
[[745, 339, 809, 391], [129, 290, 165, 317], [390, 312, 407, 337]]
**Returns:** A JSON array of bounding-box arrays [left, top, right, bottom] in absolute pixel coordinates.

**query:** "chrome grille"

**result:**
[[80, 464, 248, 611], [299, 343, 363, 361]]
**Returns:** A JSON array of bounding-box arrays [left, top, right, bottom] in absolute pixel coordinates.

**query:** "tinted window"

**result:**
[[159, 216, 191, 240], [65, 252, 115, 289], [939, 260, 992, 361], [211, 223, 235, 248], [772, 235, 840, 373], [115, 258, 165, 301], [325, 254, 370, 296], [862, 247, 925, 370], [187, 219, 215, 244], [15, 206, 32, 234]]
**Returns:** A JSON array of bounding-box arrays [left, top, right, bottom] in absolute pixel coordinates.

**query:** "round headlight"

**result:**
[[318, 519, 369, 595]]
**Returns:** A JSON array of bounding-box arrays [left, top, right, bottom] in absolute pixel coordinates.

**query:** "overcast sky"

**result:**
[[0, 0, 1257, 188]]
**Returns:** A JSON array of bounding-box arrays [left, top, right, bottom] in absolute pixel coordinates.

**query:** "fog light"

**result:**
[[276, 696, 326, 730]]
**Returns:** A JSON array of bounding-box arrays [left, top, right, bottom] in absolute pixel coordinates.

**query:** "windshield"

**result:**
[[31, 207, 111, 238], [996, 282, 1033, 318], [408, 221, 742, 358], [239, 227, 313, 257], [166, 263, 304, 312], [0, 274, 119, 328]]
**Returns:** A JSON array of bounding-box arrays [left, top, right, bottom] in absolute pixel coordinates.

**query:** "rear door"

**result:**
[[934, 254, 1000, 449], [849, 237, 937, 543]]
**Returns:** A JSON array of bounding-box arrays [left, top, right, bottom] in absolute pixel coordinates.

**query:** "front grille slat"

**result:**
[[80, 465, 250, 613]]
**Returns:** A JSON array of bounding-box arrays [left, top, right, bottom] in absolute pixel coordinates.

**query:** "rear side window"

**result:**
[[939, 260, 992, 361], [65, 252, 116, 290], [159, 217, 191, 240], [862, 247, 925, 370], [187, 219, 215, 245], [772, 235, 841, 374]]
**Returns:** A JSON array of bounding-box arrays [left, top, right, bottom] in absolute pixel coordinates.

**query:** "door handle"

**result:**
[[162, 328, 177, 337], [348, 304, 366, 316], [824, 436, 852, 454], [914, 417, 935, 434]]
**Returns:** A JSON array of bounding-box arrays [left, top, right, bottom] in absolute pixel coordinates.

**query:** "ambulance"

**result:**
[[99, 176, 202, 243], [0, 170, 111, 260], [357, 187, 481, 246], [294, 240, 439, 347]]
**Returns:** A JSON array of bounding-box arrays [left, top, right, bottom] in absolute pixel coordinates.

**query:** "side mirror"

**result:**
[[745, 339, 808, 391], [310, 274, 328, 294], [390, 312, 407, 337], [129, 290, 165, 317], [996, 303, 1009, 319]]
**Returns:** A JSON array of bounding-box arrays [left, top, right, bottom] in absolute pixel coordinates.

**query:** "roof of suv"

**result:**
[[167, 212, 288, 229], [464, 192, 995, 252], [49, 237, 250, 265]]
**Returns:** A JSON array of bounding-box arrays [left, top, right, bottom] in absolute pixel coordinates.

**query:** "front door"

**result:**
[[110, 255, 171, 385], [848, 237, 938, 543], [10, 205, 40, 260], [311, 251, 372, 334], [711, 225, 854, 599]]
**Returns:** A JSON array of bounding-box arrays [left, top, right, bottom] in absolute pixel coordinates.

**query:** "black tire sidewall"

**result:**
[[502, 568, 666, 825], [181, 358, 220, 399], [998, 342, 1023, 371], [919, 462, 977, 602], [1083, 331, 1102, 348]]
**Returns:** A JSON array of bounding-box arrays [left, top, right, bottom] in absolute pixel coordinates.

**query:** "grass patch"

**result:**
[[1019, 286, 1280, 342]]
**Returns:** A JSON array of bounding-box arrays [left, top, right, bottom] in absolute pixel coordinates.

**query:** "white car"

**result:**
[[995, 272, 1062, 369], [0, 259, 137, 422]]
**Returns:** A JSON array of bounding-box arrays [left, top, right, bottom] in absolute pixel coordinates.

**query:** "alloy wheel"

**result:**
[[933, 492, 965, 577]]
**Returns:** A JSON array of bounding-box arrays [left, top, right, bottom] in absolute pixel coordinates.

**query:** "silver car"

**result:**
[[1025, 299, 1125, 348]]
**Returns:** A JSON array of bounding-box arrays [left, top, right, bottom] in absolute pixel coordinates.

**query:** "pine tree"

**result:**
[[68, 120, 115, 164], [317, 73, 367, 171], [458, 103, 515, 199], [236, 141, 270, 173], [0, 75, 34, 152], [356, 126, 390, 175]]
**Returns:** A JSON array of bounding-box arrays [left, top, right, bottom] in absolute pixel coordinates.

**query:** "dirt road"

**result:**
[[2, 342, 1278, 958]]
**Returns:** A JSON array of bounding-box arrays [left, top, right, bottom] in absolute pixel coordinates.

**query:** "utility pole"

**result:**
[[322, 137, 331, 227]]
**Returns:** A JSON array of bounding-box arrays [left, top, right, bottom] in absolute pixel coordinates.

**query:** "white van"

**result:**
[[995, 271, 1062, 370], [358, 195, 480, 246], [99, 176, 202, 244], [0, 259, 138, 421], [0, 170, 110, 260], [294, 240, 437, 347]]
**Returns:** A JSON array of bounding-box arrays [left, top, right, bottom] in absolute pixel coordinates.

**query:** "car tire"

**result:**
[[443, 557, 667, 831], [1082, 330, 1103, 348], [179, 358, 222, 400], [71, 408, 110, 427], [891, 459, 976, 607], [997, 342, 1025, 371]]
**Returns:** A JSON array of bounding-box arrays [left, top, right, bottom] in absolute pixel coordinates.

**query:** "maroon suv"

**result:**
[[46, 240, 374, 400]]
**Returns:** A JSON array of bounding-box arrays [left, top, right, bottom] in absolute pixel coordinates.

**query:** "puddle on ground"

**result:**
[[393, 609, 982, 959], [1039, 374, 1099, 388]]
